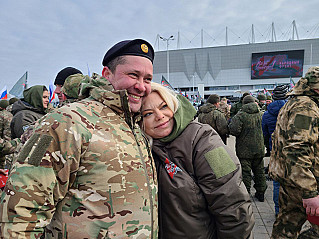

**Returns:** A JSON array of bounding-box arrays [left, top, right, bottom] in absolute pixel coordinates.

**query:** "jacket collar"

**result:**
[[79, 73, 139, 127]]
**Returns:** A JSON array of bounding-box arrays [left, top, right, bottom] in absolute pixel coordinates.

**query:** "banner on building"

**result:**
[[251, 50, 304, 79]]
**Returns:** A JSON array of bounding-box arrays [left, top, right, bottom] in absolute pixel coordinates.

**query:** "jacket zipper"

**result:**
[[132, 127, 154, 239]]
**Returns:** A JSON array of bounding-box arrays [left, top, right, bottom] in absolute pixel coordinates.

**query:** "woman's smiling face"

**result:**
[[141, 91, 174, 139]]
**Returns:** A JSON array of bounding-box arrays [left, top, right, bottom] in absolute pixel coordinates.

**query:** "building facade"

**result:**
[[153, 38, 319, 99]]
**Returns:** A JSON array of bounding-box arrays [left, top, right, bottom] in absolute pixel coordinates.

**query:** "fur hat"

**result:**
[[243, 95, 256, 104]]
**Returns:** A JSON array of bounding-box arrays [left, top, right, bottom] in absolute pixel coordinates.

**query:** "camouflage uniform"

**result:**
[[198, 103, 229, 144], [269, 67, 319, 238], [58, 73, 87, 108], [230, 100, 243, 118], [229, 102, 267, 195], [218, 100, 231, 121], [0, 108, 13, 168], [0, 74, 158, 238]]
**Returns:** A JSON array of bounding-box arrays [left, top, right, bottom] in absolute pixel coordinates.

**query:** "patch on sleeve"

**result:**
[[294, 114, 312, 130], [17, 133, 40, 163], [28, 135, 53, 166], [204, 147, 237, 179], [17, 134, 53, 166]]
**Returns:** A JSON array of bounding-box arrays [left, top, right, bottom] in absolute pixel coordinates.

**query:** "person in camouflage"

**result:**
[[54, 67, 83, 106], [257, 93, 267, 110], [230, 92, 250, 118], [59, 72, 89, 107], [218, 97, 231, 121], [198, 94, 229, 144], [0, 39, 158, 238], [229, 95, 267, 201], [269, 66, 319, 238], [6, 97, 18, 114], [0, 100, 13, 168]]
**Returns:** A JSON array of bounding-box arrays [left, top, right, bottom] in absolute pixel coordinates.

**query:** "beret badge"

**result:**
[[141, 44, 149, 53]]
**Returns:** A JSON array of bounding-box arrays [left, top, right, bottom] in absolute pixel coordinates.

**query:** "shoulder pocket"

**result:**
[[204, 147, 236, 179], [294, 114, 312, 130]]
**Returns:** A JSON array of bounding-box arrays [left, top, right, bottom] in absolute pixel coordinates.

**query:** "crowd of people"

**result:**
[[0, 38, 318, 238]]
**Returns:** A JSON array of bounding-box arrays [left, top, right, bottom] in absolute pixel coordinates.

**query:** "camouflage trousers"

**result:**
[[239, 157, 267, 194], [271, 184, 319, 239]]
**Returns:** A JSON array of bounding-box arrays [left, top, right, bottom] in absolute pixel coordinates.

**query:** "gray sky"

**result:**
[[1, 0, 318, 93]]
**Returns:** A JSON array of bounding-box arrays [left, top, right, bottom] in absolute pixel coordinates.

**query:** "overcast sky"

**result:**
[[1, 0, 318, 93]]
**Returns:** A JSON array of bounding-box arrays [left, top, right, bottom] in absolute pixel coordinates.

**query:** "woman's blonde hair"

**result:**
[[149, 82, 179, 113]]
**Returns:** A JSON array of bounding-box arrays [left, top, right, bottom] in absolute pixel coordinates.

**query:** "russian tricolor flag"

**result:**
[[49, 81, 55, 103], [0, 86, 8, 99]]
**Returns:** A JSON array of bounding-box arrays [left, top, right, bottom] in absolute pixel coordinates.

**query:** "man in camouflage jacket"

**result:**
[[229, 95, 267, 201], [198, 94, 229, 144], [218, 97, 231, 121], [0, 100, 13, 168], [0, 39, 158, 238], [269, 67, 319, 238]]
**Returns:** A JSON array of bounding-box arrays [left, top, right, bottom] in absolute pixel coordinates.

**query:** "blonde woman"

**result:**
[[141, 82, 254, 239]]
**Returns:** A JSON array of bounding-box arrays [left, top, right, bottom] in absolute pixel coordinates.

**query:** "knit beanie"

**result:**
[[243, 95, 256, 104], [272, 84, 289, 100], [0, 100, 9, 109], [54, 67, 82, 86]]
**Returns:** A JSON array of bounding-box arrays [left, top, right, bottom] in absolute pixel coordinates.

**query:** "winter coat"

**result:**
[[152, 96, 254, 239], [0, 74, 158, 238], [269, 77, 319, 198], [229, 102, 265, 159], [261, 100, 286, 151], [198, 103, 229, 140], [230, 101, 243, 118], [10, 85, 47, 139], [10, 100, 46, 139]]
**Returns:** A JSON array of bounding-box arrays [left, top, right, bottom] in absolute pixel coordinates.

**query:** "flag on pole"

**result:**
[[290, 77, 295, 88], [264, 88, 271, 97], [49, 81, 55, 103], [0, 86, 8, 99], [9, 71, 28, 98], [161, 76, 175, 91]]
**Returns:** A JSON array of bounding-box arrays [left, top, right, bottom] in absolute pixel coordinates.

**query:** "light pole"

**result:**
[[190, 74, 196, 101], [160, 35, 174, 82]]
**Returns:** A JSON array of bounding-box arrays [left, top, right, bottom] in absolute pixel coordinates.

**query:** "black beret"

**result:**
[[102, 39, 154, 66], [54, 67, 82, 86]]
